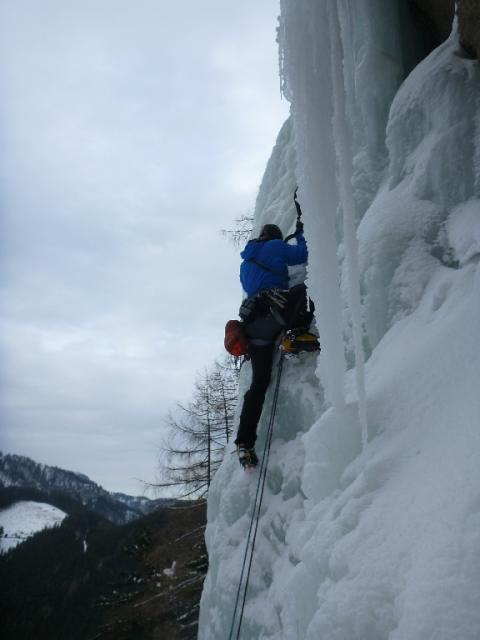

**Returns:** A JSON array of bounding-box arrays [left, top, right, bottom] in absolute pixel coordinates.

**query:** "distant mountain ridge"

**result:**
[[0, 452, 170, 525]]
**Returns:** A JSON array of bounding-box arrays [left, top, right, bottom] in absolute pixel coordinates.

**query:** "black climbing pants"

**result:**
[[235, 343, 276, 450], [235, 283, 315, 450]]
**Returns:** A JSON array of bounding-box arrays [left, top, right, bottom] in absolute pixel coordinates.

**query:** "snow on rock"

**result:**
[[199, 4, 480, 640], [163, 560, 177, 577], [0, 501, 66, 553], [446, 199, 480, 265], [292, 260, 480, 639], [250, 118, 298, 238], [360, 28, 480, 352]]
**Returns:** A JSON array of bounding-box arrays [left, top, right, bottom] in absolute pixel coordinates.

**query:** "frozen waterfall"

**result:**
[[198, 2, 480, 639]]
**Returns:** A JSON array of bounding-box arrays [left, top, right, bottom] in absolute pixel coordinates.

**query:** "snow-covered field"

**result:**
[[198, 2, 480, 639], [0, 501, 66, 552]]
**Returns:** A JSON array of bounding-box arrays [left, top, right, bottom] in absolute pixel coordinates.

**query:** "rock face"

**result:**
[[410, 0, 480, 59], [458, 0, 480, 58], [410, 0, 455, 44]]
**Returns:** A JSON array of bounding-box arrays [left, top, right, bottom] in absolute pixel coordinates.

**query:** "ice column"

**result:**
[[327, 0, 368, 446], [279, 0, 346, 410]]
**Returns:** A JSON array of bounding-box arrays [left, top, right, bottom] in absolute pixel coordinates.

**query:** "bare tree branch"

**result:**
[[221, 213, 254, 248], [155, 358, 239, 499]]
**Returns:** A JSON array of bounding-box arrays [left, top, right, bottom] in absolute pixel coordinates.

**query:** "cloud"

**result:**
[[0, 0, 288, 493]]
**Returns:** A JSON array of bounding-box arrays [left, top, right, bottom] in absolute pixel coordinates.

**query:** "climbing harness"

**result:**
[[227, 351, 285, 640]]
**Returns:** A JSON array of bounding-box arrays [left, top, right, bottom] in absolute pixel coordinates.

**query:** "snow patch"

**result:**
[[446, 199, 480, 265], [163, 560, 177, 577], [0, 501, 66, 552]]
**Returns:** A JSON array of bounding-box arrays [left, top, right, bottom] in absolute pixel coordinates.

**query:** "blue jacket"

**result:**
[[240, 233, 308, 297]]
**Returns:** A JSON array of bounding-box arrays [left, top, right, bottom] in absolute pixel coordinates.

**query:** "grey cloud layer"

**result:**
[[0, 0, 288, 493]]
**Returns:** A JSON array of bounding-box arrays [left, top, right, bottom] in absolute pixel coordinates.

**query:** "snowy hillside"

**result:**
[[0, 452, 168, 524], [0, 501, 66, 553], [199, 3, 480, 640]]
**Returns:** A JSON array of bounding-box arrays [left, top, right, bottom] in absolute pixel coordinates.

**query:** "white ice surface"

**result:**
[[199, 7, 480, 640]]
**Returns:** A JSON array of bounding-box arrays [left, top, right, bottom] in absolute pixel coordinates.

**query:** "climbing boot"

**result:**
[[237, 445, 259, 470]]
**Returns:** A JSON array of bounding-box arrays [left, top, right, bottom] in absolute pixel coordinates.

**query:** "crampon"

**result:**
[[281, 329, 321, 354], [236, 445, 259, 470]]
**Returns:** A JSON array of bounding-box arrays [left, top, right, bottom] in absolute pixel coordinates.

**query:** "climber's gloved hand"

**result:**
[[296, 219, 304, 234]]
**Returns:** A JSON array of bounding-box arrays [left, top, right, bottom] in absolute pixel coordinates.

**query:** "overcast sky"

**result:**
[[0, 0, 288, 494]]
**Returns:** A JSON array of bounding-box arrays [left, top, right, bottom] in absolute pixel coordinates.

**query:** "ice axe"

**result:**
[[285, 187, 304, 242]]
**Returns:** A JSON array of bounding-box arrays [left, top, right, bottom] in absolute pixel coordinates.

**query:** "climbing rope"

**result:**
[[228, 351, 285, 640]]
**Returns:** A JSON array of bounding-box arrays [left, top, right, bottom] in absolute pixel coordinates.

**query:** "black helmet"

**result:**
[[259, 224, 283, 241]]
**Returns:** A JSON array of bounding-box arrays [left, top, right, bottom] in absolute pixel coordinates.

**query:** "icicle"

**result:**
[[327, 0, 368, 447], [279, 0, 347, 411]]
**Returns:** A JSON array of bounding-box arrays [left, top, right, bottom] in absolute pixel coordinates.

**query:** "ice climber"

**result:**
[[234, 194, 319, 469]]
